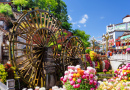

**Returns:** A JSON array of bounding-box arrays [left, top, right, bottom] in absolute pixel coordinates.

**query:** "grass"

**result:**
[[97, 71, 114, 74], [97, 71, 115, 81]]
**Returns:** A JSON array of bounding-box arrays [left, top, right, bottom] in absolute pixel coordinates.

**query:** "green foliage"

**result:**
[[61, 22, 72, 31], [36, 0, 58, 11], [12, 0, 28, 6], [0, 3, 13, 17], [72, 29, 90, 48], [0, 64, 8, 83], [85, 49, 91, 54]]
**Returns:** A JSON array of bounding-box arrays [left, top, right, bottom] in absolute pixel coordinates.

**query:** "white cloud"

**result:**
[[84, 24, 86, 27], [100, 16, 105, 19], [79, 14, 88, 24], [68, 15, 72, 21], [72, 22, 77, 25], [78, 25, 80, 28]]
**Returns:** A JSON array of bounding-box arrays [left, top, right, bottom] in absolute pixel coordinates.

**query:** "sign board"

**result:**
[[115, 24, 126, 30]]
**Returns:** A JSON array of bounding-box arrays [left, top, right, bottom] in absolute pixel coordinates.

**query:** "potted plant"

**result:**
[[103, 69, 107, 74]]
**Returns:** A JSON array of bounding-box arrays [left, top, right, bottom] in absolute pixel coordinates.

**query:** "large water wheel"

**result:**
[[9, 9, 85, 88]]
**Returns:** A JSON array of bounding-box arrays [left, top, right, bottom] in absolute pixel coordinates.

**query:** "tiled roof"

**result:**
[[123, 15, 130, 19]]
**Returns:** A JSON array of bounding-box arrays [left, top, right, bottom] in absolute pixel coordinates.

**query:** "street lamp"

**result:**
[[100, 43, 105, 52], [103, 33, 110, 53], [91, 36, 96, 51]]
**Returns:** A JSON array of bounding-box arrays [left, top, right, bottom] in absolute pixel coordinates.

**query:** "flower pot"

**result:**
[[109, 70, 113, 74]]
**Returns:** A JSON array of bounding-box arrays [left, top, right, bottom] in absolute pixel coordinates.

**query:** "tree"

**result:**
[[72, 29, 90, 48], [12, 0, 28, 11], [26, 0, 35, 9], [61, 22, 72, 31], [0, 3, 13, 17]]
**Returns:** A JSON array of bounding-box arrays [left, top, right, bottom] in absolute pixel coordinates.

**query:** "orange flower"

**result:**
[[73, 78, 76, 81], [117, 69, 119, 71], [76, 73, 80, 78], [79, 70, 84, 76], [73, 73, 76, 78], [77, 68, 81, 71]]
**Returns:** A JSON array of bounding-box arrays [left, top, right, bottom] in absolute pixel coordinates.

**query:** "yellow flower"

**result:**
[[73, 73, 76, 78], [129, 77, 130, 80], [73, 78, 76, 81], [117, 69, 119, 71]]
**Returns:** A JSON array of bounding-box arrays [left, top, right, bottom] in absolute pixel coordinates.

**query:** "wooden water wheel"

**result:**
[[9, 9, 85, 88], [9, 9, 64, 87], [61, 36, 85, 71]]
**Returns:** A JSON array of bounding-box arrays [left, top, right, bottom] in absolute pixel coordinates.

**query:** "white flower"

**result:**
[[103, 78, 107, 81], [94, 76, 98, 80], [52, 86, 59, 90], [39, 87, 46, 90]]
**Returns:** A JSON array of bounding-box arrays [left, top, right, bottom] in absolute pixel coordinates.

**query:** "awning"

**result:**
[[121, 35, 130, 39], [124, 46, 127, 49]]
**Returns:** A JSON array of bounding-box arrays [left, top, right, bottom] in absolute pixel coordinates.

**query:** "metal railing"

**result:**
[[110, 54, 130, 62]]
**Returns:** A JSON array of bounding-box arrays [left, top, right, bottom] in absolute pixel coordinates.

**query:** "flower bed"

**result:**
[[97, 78, 130, 90], [60, 65, 98, 90]]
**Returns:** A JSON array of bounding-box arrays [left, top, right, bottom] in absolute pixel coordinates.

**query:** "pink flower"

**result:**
[[60, 77, 64, 81], [119, 67, 122, 69], [90, 88, 95, 90], [63, 78, 67, 83], [76, 84, 80, 88], [77, 79, 81, 83], [84, 71, 89, 75], [86, 74, 89, 79], [70, 81, 75, 85], [65, 71, 69, 75], [124, 72, 127, 76], [81, 75, 86, 79], [114, 70, 117, 73], [89, 80, 93, 85], [90, 74, 93, 79], [93, 80, 97, 85], [68, 77, 73, 81], [73, 84, 76, 88]]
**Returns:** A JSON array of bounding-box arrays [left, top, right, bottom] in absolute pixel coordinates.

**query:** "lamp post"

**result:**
[[91, 36, 96, 51], [103, 33, 110, 53], [100, 43, 105, 52]]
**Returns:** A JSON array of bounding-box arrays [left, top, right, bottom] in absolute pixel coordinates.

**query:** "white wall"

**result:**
[[0, 31, 4, 62], [123, 17, 130, 23]]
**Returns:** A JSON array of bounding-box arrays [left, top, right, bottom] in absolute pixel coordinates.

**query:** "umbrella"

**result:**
[[126, 48, 130, 51]]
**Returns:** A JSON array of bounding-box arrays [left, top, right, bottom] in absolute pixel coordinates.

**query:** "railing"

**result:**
[[110, 54, 130, 62], [0, 82, 7, 90]]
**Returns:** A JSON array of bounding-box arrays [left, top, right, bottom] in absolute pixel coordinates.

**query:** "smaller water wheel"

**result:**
[[61, 36, 85, 71]]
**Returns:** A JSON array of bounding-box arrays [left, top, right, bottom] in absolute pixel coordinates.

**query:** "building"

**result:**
[[0, 0, 11, 4], [102, 15, 130, 51]]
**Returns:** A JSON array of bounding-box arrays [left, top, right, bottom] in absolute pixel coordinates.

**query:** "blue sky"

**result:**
[[63, 0, 130, 40]]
